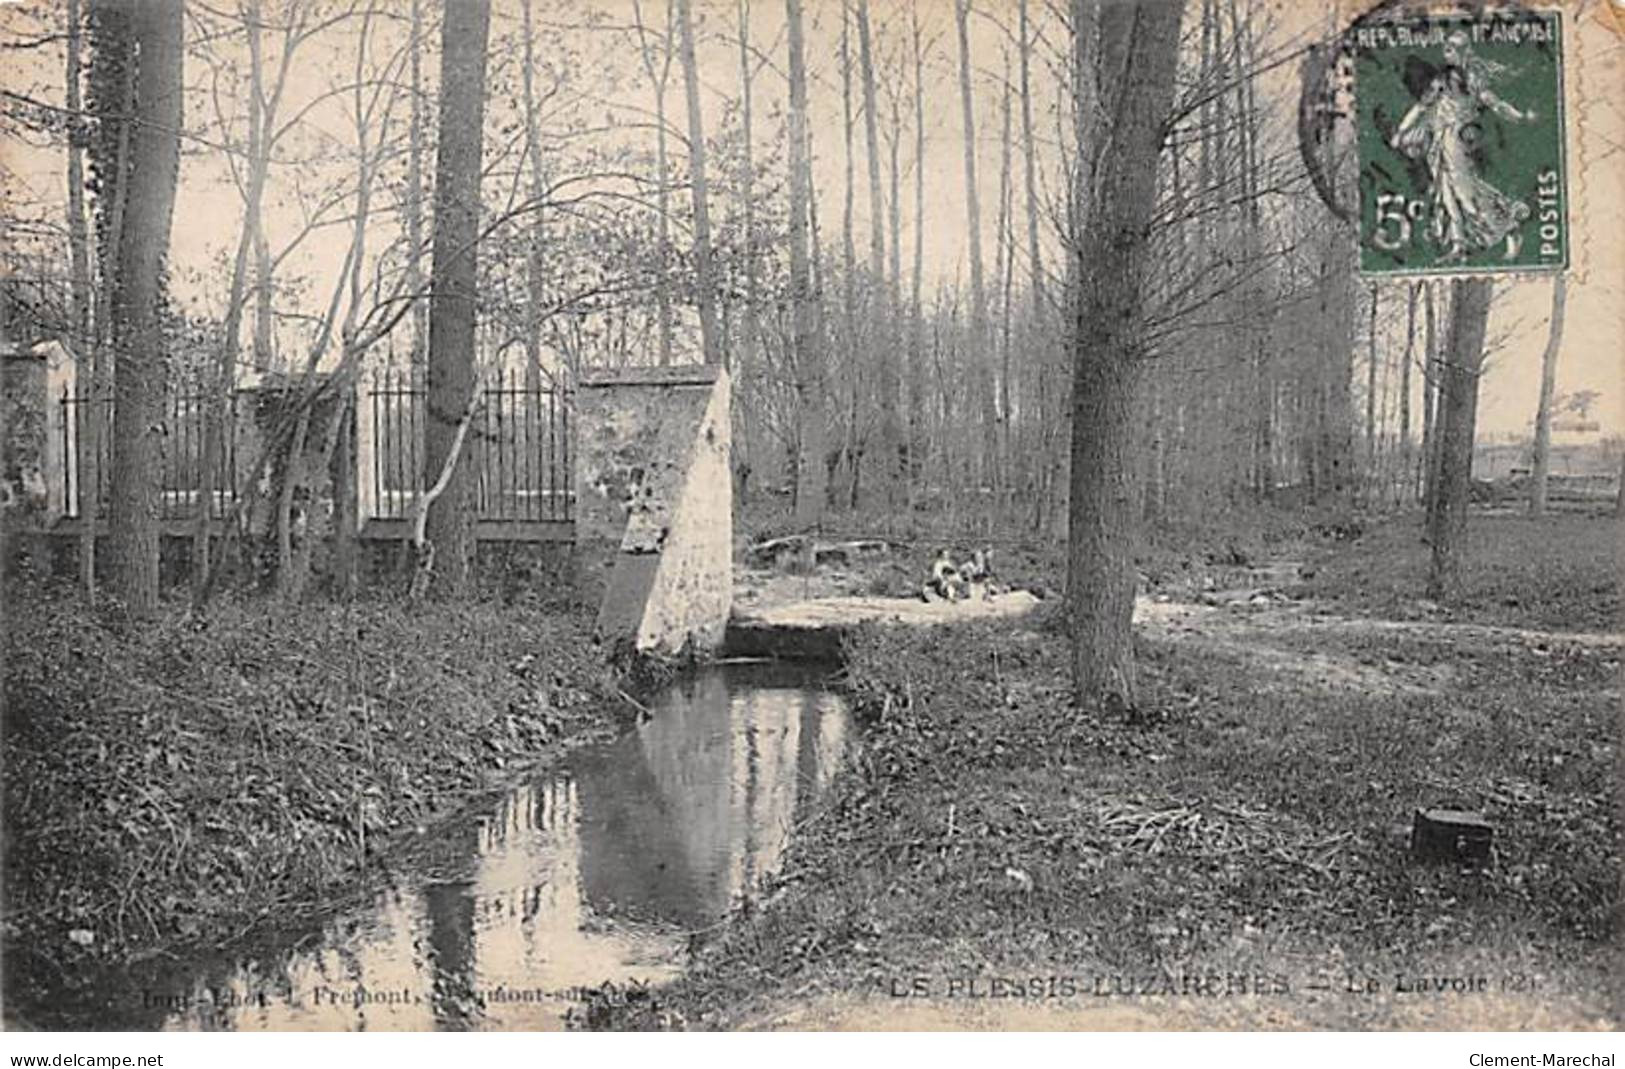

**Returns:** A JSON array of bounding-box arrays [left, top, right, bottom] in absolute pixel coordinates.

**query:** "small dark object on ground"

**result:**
[[1411, 808, 1494, 865], [572, 979, 681, 1031]]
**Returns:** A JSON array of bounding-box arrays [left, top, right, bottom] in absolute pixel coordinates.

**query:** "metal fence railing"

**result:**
[[57, 385, 238, 520], [361, 369, 573, 526]]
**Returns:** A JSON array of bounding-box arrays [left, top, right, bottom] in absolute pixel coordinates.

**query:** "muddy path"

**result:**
[[1133, 582, 1620, 700]]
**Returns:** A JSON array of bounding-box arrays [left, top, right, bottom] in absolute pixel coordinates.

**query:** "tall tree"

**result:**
[[1065, 0, 1186, 713], [675, 0, 721, 367], [632, 0, 676, 365], [1316, 230, 1356, 504], [1419, 278, 1437, 501], [885, 55, 905, 489], [1528, 274, 1568, 516], [1017, 0, 1043, 342], [907, 3, 928, 496], [1018, 0, 1049, 517], [954, 0, 995, 498], [1364, 283, 1380, 503], [106, 0, 184, 616], [736, 0, 760, 493], [521, 0, 548, 393], [1395, 281, 1416, 508], [1425, 278, 1492, 600], [855, 0, 898, 502], [65, 0, 95, 596], [994, 49, 1014, 495], [194, 0, 280, 601], [837, 0, 858, 501], [405, 0, 427, 366], [422, 0, 491, 598], [786, 0, 825, 527], [83, 0, 137, 602]]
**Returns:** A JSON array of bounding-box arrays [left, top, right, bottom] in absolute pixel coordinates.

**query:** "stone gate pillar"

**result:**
[[574, 364, 732, 657]]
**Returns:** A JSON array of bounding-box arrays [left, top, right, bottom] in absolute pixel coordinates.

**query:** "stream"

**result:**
[[71, 661, 851, 1031]]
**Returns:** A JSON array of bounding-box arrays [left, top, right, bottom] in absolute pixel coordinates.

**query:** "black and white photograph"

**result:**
[[0, 0, 1620, 1040]]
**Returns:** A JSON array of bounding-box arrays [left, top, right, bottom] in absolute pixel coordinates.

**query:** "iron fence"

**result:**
[[364, 369, 572, 525], [58, 385, 238, 520]]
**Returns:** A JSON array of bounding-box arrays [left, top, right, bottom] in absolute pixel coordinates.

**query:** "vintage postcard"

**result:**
[[0, 0, 1619, 1042]]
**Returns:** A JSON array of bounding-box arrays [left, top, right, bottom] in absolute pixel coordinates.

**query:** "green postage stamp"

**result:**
[[1353, 9, 1567, 276]]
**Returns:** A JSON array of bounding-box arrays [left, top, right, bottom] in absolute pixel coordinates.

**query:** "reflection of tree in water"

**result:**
[[459, 777, 685, 1028], [140, 670, 846, 1031], [156, 887, 436, 1031], [577, 667, 848, 928], [424, 880, 478, 1029]]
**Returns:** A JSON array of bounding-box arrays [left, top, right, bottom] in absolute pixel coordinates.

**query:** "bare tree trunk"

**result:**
[[786, 0, 825, 527], [254, 234, 274, 370], [1419, 279, 1436, 503], [995, 51, 1015, 507], [1317, 230, 1356, 505], [522, 0, 547, 397], [675, 0, 722, 368], [1397, 281, 1415, 509], [908, 4, 927, 498], [855, 0, 897, 505], [423, 0, 491, 598], [108, 0, 184, 617], [633, 0, 675, 366], [1426, 277, 1492, 601], [66, 0, 95, 596], [1066, 0, 1185, 714], [887, 91, 904, 494], [838, 0, 858, 507], [84, 8, 137, 602], [955, 0, 994, 500], [1528, 273, 1568, 517], [1364, 283, 1379, 505], [194, 0, 271, 603], [1018, 0, 1043, 349], [736, 0, 759, 497], [1018, 0, 1052, 520], [332, 398, 357, 598], [406, 0, 427, 367]]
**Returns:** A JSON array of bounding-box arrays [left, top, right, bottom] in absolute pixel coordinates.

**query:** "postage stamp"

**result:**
[[1352, 9, 1568, 276]]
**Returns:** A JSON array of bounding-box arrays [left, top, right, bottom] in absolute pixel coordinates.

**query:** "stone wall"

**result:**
[[2, 341, 75, 528], [574, 365, 732, 657]]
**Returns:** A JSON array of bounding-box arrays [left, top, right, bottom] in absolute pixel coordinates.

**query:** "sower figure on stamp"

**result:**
[[1390, 31, 1538, 263]]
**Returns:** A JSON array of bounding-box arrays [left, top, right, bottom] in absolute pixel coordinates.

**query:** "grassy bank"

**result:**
[[615, 514, 1619, 1030], [1298, 511, 1619, 632], [1, 579, 621, 998]]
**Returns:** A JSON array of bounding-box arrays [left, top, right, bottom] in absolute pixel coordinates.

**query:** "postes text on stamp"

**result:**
[[1353, 9, 1567, 276]]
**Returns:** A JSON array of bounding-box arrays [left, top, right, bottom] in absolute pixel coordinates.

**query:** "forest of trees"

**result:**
[[0, 0, 1575, 707]]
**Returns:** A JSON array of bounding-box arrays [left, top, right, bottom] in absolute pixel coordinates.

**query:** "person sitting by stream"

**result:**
[[922, 549, 968, 603], [959, 547, 1003, 601]]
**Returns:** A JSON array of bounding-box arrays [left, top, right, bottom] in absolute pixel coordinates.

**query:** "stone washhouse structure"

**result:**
[[574, 364, 733, 658]]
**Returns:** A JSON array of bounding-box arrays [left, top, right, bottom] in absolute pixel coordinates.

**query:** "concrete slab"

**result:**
[[724, 590, 1045, 660]]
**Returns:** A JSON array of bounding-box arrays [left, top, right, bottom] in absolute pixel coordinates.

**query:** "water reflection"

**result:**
[[144, 663, 848, 1031]]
